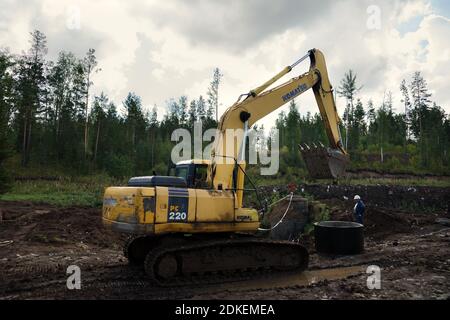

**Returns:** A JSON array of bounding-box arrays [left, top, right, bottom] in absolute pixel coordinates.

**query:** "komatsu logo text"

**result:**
[[282, 84, 308, 102]]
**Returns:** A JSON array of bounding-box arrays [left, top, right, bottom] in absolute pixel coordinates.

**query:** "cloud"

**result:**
[[395, 0, 432, 23], [413, 14, 450, 106], [0, 0, 40, 52], [0, 0, 449, 129], [130, 0, 335, 50], [123, 32, 213, 110]]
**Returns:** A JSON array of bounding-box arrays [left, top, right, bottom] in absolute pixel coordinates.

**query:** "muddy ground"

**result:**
[[0, 185, 449, 300]]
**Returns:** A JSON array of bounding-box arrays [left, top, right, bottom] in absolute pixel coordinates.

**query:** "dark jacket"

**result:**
[[354, 200, 365, 217]]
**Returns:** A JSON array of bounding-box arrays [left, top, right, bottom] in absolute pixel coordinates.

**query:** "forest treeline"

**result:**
[[275, 69, 450, 178], [1, 31, 449, 192]]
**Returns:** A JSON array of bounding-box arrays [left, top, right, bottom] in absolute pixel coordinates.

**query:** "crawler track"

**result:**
[[143, 238, 309, 286]]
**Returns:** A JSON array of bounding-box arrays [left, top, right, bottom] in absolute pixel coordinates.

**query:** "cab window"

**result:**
[[194, 164, 208, 188], [175, 165, 189, 182]]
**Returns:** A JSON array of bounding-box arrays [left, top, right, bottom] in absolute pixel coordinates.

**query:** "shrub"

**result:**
[[104, 154, 135, 178]]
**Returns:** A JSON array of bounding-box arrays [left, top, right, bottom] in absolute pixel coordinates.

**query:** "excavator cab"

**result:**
[[173, 160, 209, 189]]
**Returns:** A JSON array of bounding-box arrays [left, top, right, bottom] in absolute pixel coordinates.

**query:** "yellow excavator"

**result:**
[[102, 49, 349, 286]]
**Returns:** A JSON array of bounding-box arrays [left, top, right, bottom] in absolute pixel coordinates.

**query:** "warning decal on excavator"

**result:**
[[167, 188, 189, 222]]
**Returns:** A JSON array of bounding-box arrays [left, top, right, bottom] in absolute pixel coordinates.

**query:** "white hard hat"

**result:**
[[354, 195, 361, 200]]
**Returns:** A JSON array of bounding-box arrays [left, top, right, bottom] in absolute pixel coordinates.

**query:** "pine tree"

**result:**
[[149, 105, 158, 168], [400, 79, 411, 153], [0, 49, 14, 193], [188, 99, 197, 129], [258, 124, 266, 152], [385, 91, 393, 113], [275, 111, 286, 147], [178, 95, 188, 125], [82, 48, 99, 159], [15, 30, 48, 166], [48, 52, 76, 147], [337, 70, 362, 150], [367, 99, 375, 124], [197, 95, 206, 120], [207, 68, 223, 121], [350, 98, 365, 150], [90, 92, 108, 163], [409, 71, 432, 166], [285, 100, 301, 164], [150, 105, 158, 126], [400, 79, 411, 140], [124, 92, 144, 150], [168, 98, 180, 124]]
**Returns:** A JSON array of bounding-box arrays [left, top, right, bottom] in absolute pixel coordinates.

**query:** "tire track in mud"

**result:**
[[1, 258, 201, 299], [1, 263, 151, 299], [1, 261, 366, 300]]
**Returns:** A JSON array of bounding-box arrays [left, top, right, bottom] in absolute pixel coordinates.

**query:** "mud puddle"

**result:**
[[216, 265, 364, 292]]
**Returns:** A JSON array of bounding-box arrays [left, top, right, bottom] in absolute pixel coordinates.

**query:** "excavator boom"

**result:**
[[209, 49, 348, 194]]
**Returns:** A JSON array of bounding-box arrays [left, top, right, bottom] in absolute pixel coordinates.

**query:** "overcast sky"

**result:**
[[1, 0, 449, 129]]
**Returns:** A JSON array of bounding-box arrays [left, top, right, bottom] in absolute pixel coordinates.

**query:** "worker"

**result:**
[[353, 195, 365, 225]]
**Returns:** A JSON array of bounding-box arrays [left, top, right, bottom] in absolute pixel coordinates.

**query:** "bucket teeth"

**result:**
[[298, 143, 349, 179]]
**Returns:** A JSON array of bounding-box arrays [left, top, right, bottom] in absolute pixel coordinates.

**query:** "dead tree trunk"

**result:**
[[21, 114, 28, 167], [84, 71, 91, 160]]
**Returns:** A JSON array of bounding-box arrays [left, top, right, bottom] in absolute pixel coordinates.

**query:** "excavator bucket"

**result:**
[[299, 143, 349, 179]]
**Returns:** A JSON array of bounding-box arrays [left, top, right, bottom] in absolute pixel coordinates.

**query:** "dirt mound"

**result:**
[[0, 201, 124, 247], [261, 184, 450, 212], [328, 204, 437, 240], [364, 209, 414, 240], [264, 196, 309, 240]]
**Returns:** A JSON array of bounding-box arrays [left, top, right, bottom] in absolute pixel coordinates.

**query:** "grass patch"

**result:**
[[0, 174, 126, 207], [2, 166, 448, 208], [303, 200, 330, 236]]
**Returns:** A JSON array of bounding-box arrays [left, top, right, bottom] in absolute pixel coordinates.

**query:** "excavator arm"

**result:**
[[208, 49, 349, 206]]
